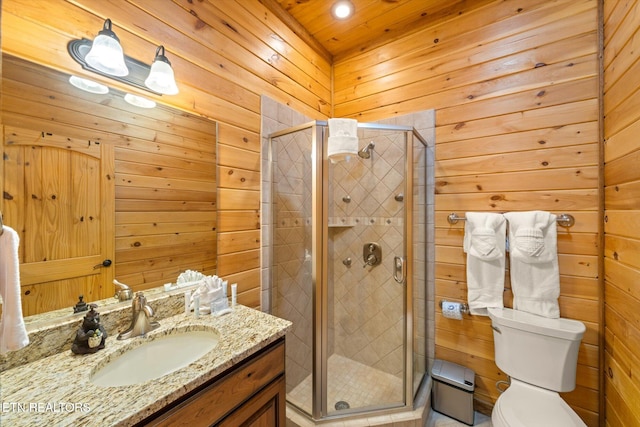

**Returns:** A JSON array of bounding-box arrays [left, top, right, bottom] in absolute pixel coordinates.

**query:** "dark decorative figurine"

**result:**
[[71, 303, 107, 354], [73, 294, 89, 313]]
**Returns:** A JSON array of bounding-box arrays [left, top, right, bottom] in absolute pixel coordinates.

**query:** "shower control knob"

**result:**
[[362, 242, 382, 268], [363, 253, 377, 268]]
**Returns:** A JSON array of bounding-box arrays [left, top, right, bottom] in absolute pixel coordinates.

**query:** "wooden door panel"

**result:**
[[2, 126, 114, 316], [20, 255, 104, 285], [21, 275, 105, 316]]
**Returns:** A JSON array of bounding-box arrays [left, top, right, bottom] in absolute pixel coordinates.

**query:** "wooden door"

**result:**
[[2, 126, 115, 316]]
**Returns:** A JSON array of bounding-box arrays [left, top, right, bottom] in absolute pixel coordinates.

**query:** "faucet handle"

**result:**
[[363, 253, 377, 268], [113, 279, 133, 301], [116, 290, 159, 340], [113, 279, 130, 290]]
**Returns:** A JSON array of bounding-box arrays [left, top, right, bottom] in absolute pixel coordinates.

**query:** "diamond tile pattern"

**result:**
[[265, 106, 436, 420], [329, 130, 406, 378], [271, 129, 314, 392]]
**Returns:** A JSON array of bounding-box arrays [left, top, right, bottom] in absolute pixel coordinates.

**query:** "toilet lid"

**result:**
[[495, 381, 586, 427]]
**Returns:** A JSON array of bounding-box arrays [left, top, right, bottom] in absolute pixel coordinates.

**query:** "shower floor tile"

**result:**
[[288, 354, 403, 414]]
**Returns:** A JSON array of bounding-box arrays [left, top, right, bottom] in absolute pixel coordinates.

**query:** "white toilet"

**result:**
[[488, 307, 587, 427]]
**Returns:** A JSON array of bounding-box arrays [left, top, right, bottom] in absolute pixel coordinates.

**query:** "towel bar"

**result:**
[[447, 212, 575, 227]]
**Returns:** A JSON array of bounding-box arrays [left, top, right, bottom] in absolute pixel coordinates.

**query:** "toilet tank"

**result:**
[[487, 307, 585, 392]]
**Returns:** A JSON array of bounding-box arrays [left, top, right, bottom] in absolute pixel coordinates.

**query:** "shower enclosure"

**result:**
[[268, 121, 428, 422]]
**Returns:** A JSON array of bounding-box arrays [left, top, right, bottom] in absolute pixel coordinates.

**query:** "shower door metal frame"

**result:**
[[269, 121, 428, 422], [404, 128, 415, 409], [313, 121, 328, 419]]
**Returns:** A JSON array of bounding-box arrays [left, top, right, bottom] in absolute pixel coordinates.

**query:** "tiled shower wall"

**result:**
[[260, 95, 435, 393], [261, 97, 314, 391], [328, 128, 407, 378]]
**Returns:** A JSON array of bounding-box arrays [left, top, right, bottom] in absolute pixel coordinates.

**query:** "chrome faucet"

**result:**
[[113, 279, 133, 302], [117, 292, 160, 340]]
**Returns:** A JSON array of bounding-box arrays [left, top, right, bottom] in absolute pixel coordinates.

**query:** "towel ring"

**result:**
[[447, 212, 575, 227]]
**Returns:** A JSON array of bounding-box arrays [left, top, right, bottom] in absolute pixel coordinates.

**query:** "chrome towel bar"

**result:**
[[447, 212, 575, 227]]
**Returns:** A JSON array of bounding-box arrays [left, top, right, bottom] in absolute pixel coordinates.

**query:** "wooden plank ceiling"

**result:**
[[264, 0, 485, 59]]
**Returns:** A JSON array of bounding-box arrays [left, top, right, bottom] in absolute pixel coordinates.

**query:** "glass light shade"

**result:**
[[124, 93, 156, 108], [145, 58, 179, 95], [84, 21, 129, 77], [68, 76, 109, 94]]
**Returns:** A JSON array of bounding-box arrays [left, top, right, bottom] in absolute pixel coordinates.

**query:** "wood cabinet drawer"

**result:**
[[144, 339, 285, 427]]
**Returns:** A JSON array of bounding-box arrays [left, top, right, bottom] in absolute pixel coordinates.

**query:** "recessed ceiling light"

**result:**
[[68, 75, 109, 94], [332, 0, 355, 19], [124, 93, 156, 108]]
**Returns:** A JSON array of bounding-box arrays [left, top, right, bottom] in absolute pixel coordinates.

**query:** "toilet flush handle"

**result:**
[[496, 379, 510, 393]]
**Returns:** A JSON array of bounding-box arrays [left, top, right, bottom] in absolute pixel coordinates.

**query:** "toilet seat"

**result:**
[[492, 379, 586, 427]]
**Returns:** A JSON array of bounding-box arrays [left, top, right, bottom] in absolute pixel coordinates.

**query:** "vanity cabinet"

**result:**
[[141, 338, 286, 427]]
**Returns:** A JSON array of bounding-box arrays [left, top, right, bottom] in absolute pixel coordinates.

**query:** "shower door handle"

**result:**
[[393, 256, 406, 284]]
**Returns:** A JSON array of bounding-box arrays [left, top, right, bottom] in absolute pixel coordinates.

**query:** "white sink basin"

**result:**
[[91, 330, 219, 387]]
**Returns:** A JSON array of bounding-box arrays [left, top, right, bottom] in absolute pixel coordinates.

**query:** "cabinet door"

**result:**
[[217, 376, 286, 427], [145, 341, 285, 427]]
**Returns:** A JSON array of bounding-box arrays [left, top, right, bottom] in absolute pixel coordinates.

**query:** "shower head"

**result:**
[[358, 141, 375, 159]]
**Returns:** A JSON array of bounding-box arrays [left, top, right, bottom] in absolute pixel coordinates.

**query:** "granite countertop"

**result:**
[[0, 305, 291, 426]]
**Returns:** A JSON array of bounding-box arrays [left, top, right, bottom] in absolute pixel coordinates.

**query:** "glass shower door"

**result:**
[[269, 121, 429, 422], [324, 125, 409, 415], [270, 124, 315, 416]]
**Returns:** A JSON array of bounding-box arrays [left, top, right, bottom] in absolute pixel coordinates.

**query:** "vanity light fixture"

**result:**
[[144, 46, 179, 95], [331, 0, 355, 19], [68, 19, 179, 96], [83, 19, 129, 77]]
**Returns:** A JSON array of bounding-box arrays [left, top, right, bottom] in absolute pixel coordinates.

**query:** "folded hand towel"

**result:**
[[328, 118, 358, 163], [327, 135, 358, 163], [464, 212, 507, 316], [503, 211, 560, 318], [0, 226, 29, 353]]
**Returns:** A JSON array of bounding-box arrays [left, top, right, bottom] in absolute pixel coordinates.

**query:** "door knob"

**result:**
[[94, 259, 112, 269]]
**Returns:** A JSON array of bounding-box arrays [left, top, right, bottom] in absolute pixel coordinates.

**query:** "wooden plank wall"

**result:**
[[333, 0, 601, 424], [1, 56, 218, 314], [602, 0, 640, 426], [11, 2, 638, 425], [1, 0, 331, 309]]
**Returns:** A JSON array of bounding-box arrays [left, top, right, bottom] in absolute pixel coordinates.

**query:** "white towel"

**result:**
[[464, 212, 507, 316], [327, 118, 358, 163], [0, 225, 29, 353], [503, 211, 560, 318]]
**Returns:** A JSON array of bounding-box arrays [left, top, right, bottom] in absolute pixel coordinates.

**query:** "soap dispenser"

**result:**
[[71, 304, 108, 354], [73, 295, 89, 313]]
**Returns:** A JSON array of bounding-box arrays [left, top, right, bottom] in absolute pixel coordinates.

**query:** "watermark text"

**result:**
[[1, 402, 90, 413]]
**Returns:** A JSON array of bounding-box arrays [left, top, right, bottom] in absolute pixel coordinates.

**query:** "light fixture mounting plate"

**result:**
[[68, 39, 161, 95]]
